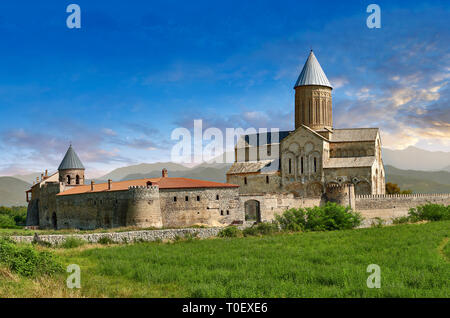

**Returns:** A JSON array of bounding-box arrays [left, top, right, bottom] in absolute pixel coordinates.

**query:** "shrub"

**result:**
[[275, 202, 362, 232], [0, 206, 27, 228], [218, 226, 242, 238], [275, 208, 306, 232], [392, 216, 410, 224], [60, 237, 86, 249], [370, 217, 384, 228], [242, 222, 279, 237], [98, 236, 115, 245], [408, 203, 449, 222], [242, 226, 259, 237], [254, 222, 278, 235], [0, 214, 19, 229], [0, 239, 63, 277], [184, 232, 199, 242]]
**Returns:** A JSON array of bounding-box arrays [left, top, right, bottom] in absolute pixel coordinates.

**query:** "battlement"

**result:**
[[356, 193, 450, 199], [128, 185, 159, 191]]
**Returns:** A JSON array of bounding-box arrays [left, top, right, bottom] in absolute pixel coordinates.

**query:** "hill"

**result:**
[[121, 163, 232, 183], [11, 172, 42, 184], [97, 162, 191, 182], [382, 146, 450, 171], [0, 177, 30, 207], [385, 165, 450, 193]]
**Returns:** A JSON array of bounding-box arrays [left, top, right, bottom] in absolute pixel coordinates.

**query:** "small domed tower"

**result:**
[[294, 50, 333, 131], [58, 145, 85, 186]]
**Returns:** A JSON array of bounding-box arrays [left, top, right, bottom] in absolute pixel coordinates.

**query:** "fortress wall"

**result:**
[[355, 193, 450, 220], [38, 182, 63, 228], [159, 187, 241, 228], [239, 193, 322, 222], [55, 190, 130, 230]]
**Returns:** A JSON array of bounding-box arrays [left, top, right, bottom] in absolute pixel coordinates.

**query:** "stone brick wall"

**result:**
[[159, 187, 241, 227], [10, 226, 248, 246], [355, 193, 450, 220], [52, 186, 241, 230], [56, 190, 131, 230], [239, 193, 322, 222]]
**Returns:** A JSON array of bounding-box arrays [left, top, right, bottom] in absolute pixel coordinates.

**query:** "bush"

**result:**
[[242, 222, 279, 237], [0, 239, 64, 277], [0, 214, 19, 229], [408, 203, 449, 222], [370, 217, 384, 228], [275, 208, 306, 232], [98, 236, 115, 245], [275, 202, 362, 232], [218, 226, 242, 238], [242, 226, 259, 237], [60, 237, 86, 249], [392, 216, 410, 224], [0, 206, 27, 228]]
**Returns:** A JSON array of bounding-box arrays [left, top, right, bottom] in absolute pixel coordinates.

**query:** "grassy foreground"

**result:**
[[1, 221, 449, 298]]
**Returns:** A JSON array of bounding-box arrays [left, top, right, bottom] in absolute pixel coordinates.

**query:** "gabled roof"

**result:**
[[323, 157, 375, 169], [227, 160, 277, 175], [329, 128, 379, 142], [281, 125, 329, 144], [294, 51, 332, 89], [58, 145, 85, 170], [57, 177, 238, 196]]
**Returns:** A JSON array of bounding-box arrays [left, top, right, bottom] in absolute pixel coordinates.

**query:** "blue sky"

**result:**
[[0, 0, 448, 177]]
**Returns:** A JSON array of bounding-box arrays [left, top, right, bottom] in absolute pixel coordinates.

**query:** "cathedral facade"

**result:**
[[227, 51, 385, 197]]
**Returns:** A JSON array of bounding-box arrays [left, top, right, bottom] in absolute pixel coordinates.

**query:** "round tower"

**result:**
[[325, 183, 355, 210], [58, 145, 85, 186], [127, 185, 162, 228], [294, 50, 333, 131]]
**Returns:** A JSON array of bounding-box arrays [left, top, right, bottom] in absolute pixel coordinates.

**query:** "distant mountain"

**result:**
[[385, 165, 450, 193], [0, 177, 30, 207], [97, 162, 191, 182], [382, 146, 450, 171], [121, 163, 232, 183], [12, 172, 41, 184]]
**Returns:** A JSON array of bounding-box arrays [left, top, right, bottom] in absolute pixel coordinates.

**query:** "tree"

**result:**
[[385, 182, 412, 195]]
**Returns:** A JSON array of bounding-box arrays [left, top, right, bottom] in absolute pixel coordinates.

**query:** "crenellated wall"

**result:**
[[355, 193, 450, 220]]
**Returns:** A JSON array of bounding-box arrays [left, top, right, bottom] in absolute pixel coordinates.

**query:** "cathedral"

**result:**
[[227, 50, 386, 196]]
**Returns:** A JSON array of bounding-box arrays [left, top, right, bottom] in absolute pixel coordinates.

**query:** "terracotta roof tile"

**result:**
[[57, 177, 239, 196]]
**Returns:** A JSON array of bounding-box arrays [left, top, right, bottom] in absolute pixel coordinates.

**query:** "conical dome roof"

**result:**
[[294, 51, 332, 89], [58, 145, 85, 170]]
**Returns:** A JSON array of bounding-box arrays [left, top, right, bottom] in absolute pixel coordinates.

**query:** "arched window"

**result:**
[[244, 177, 248, 185], [301, 157, 304, 174], [314, 157, 317, 173], [288, 158, 292, 174], [266, 175, 269, 184], [76, 175, 80, 185], [67, 175, 71, 184]]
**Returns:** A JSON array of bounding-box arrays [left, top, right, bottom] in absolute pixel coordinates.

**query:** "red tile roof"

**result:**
[[57, 177, 239, 196]]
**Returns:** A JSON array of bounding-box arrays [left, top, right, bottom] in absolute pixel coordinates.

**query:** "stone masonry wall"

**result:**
[[11, 227, 242, 246], [159, 187, 241, 227], [355, 193, 450, 220]]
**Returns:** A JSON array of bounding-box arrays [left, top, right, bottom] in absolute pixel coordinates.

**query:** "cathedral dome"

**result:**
[[294, 50, 332, 89]]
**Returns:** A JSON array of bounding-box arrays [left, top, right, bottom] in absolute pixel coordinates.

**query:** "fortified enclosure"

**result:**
[[25, 50, 450, 230]]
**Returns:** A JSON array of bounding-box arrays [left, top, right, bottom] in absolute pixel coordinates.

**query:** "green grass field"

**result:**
[[1, 221, 449, 297]]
